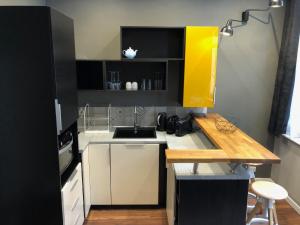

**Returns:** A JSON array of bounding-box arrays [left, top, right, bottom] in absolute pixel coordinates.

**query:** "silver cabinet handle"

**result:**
[[73, 214, 80, 225], [68, 168, 78, 183], [55, 99, 62, 134], [71, 197, 80, 211], [124, 144, 146, 148], [70, 179, 79, 192]]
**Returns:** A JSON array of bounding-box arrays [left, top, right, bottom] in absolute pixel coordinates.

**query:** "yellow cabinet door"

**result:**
[[183, 26, 219, 108]]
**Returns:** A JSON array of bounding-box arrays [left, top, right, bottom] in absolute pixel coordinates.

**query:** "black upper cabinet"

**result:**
[[51, 9, 78, 132], [121, 27, 185, 59]]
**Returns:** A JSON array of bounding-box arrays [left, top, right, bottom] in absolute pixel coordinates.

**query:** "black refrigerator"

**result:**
[[0, 7, 78, 225]]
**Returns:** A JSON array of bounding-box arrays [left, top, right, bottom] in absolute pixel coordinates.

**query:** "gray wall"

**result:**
[[47, 0, 285, 176], [272, 137, 300, 206], [0, 0, 45, 5]]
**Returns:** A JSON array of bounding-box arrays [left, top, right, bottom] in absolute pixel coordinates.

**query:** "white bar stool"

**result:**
[[245, 163, 263, 211], [246, 163, 263, 183], [247, 181, 288, 225]]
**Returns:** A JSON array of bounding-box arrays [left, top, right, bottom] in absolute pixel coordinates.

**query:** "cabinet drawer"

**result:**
[[62, 164, 81, 193], [74, 213, 84, 225], [62, 163, 84, 225], [71, 195, 84, 225], [62, 164, 82, 206]]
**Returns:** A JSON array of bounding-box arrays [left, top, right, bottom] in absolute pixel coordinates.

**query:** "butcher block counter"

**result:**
[[166, 113, 280, 225], [166, 113, 280, 164]]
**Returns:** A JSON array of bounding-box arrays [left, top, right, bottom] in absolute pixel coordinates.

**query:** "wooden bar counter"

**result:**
[[166, 113, 280, 164]]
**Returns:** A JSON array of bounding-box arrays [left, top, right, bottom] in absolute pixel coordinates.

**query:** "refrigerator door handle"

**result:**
[[55, 99, 62, 134]]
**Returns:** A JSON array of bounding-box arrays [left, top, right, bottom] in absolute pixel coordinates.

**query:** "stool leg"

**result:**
[[246, 202, 262, 224], [273, 205, 279, 225], [269, 208, 274, 225], [247, 192, 257, 212], [248, 218, 269, 225], [248, 192, 256, 199]]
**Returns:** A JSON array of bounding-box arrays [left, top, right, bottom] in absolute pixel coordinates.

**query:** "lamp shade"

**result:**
[[220, 24, 233, 36], [269, 0, 284, 8]]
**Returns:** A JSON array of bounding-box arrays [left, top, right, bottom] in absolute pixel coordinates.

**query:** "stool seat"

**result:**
[[252, 181, 288, 200], [245, 163, 263, 167]]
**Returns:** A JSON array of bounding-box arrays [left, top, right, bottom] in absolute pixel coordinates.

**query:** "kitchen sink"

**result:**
[[113, 127, 156, 139]]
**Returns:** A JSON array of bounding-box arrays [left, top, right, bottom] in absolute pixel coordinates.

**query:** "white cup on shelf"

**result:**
[[126, 82, 132, 90], [132, 82, 138, 91]]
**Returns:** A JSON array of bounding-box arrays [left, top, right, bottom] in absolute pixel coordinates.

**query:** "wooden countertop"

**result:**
[[166, 113, 280, 164]]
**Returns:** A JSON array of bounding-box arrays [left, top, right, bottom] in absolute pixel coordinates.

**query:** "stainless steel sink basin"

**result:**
[[113, 127, 156, 139]]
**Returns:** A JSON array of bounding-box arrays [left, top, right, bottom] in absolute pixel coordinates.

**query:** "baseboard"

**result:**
[[286, 196, 300, 215], [256, 178, 300, 215]]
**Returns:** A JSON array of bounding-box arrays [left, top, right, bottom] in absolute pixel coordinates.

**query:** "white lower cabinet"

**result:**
[[89, 144, 111, 205], [81, 146, 91, 217], [61, 163, 84, 225], [110, 144, 159, 205]]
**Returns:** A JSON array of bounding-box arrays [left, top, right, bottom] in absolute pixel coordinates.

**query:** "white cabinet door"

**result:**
[[82, 146, 91, 217], [110, 144, 159, 205], [89, 144, 111, 205]]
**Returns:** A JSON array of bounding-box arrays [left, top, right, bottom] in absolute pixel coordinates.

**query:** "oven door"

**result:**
[[59, 139, 73, 175]]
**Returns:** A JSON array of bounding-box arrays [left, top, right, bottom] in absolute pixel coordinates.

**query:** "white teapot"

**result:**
[[122, 47, 138, 59]]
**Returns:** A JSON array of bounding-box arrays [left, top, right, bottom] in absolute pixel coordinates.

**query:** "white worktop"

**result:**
[[78, 130, 249, 179], [78, 130, 167, 151], [78, 130, 214, 151]]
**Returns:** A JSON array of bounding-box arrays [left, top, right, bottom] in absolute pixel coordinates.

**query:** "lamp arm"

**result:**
[[249, 13, 272, 25], [225, 19, 243, 26], [231, 19, 244, 23], [245, 7, 270, 13], [223, 19, 245, 29]]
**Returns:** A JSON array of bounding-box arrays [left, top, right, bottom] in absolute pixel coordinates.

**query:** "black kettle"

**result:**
[[156, 112, 167, 131]]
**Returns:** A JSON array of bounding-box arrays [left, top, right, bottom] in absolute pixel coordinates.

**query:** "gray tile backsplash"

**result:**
[[78, 106, 206, 132]]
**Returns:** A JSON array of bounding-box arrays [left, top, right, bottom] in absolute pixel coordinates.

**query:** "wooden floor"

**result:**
[[84, 208, 168, 225], [84, 201, 300, 225], [275, 200, 300, 225]]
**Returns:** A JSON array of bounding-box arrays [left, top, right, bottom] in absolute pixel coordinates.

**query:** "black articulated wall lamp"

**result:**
[[220, 0, 284, 37]]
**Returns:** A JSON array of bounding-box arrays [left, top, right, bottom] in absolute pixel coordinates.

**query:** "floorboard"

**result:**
[[84, 200, 300, 225]]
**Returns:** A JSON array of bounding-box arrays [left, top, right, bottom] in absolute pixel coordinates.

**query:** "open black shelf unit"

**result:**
[[105, 60, 168, 91], [121, 26, 185, 59], [77, 26, 185, 106], [77, 59, 168, 91]]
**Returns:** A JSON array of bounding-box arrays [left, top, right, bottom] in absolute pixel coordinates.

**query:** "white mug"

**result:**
[[126, 82, 132, 90], [132, 82, 138, 90]]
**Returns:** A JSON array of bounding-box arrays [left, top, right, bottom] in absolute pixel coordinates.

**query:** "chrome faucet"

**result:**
[[133, 106, 138, 134]]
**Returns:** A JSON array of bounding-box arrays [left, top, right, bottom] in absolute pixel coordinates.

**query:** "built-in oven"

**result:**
[[58, 131, 74, 175]]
